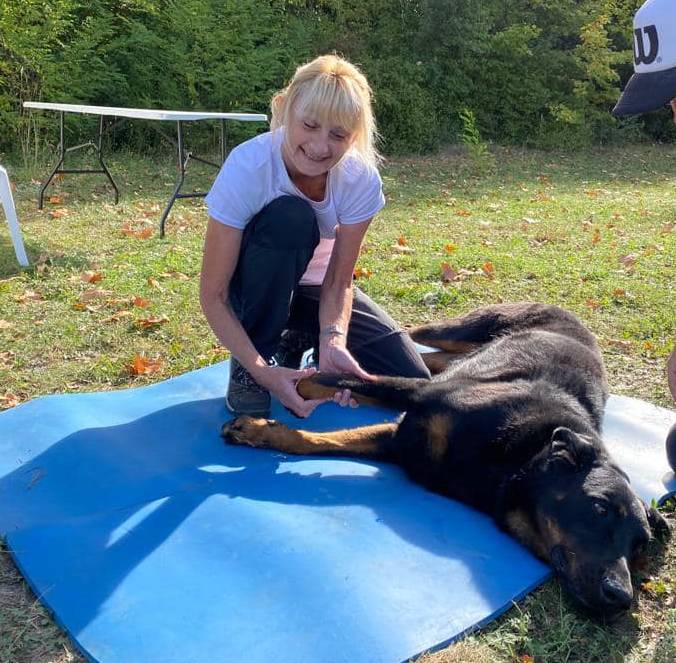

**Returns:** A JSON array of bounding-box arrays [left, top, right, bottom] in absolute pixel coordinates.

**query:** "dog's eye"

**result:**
[[593, 501, 608, 517]]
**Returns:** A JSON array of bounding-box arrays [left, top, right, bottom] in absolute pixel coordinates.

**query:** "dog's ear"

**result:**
[[549, 427, 594, 469], [645, 502, 671, 541]]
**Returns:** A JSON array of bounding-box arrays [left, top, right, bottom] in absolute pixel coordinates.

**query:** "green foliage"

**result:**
[[0, 0, 671, 158], [459, 107, 494, 174]]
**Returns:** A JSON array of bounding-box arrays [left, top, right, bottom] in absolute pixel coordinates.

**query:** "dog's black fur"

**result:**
[[222, 303, 670, 618]]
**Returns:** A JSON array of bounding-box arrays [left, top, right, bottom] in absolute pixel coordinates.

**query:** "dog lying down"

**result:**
[[222, 303, 670, 619]]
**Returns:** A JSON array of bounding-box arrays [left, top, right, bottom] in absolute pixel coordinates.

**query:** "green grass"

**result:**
[[0, 143, 674, 662]]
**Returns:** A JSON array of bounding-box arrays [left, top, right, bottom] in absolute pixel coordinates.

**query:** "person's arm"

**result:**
[[200, 217, 328, 417], [318, 220, 375, 385]]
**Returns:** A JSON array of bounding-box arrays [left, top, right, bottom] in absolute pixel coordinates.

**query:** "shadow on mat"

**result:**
[[1, 396, 545, 635]]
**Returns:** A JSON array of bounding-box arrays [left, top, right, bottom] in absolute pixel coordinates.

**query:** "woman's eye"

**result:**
[[303, 122, 318, 130], [593, 502, 608, 517]]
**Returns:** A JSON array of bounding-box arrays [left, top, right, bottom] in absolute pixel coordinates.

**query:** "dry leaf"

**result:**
[[81, 270, 103, 283], [147, 277, 163, 290], [0, 393, 21, 409], [444, 244, 457, 253], [519, 656, 535, 663], [15, 289, 43, 303], [80, 288, 112, 301], [159, 271, 190, 280], [591, 229, 601, 245], [121, 222, 154, 239], [585, 299, 601, 311], [660, 222, 674, 235], [612, 288, 627, 298], [391, 244, 413, 254], [607, 339, 632, 351], [353, 267, 373, 279], [440, 262, 459, 283], [482, 261, 495, 277], [72, 302, 102, 313], [455, 209, 472, 217], [48, 195, 62, 204], [48, 208, 68, 219], [136, 315, 169, 329], [130, 353, 163, 375], [133, 296, 150, 308], [102, 310, 133, 323], [619, 254, 638, 270], [397, 235, 408, 247], [585, 190, 599, 198], [0, 351, 15, 367], [0, 320, 13, 329]]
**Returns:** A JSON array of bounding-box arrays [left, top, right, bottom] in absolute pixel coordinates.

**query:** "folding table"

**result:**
[[23, 102, 268, 236]]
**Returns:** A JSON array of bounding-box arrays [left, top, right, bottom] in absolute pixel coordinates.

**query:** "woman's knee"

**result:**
[[247, 195, 319, 249]]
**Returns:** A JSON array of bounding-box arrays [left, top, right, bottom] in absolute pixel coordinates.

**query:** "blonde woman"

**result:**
[[200, 55, 429, 419]]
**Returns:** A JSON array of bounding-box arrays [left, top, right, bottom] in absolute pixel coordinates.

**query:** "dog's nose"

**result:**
[[600, 575, 633, 610]]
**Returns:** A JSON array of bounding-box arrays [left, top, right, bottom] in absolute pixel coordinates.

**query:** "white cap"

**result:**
[[612, 0, 676, 116]]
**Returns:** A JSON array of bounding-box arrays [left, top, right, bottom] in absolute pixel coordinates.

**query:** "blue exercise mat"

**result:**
[[1, 362, 674, 663]]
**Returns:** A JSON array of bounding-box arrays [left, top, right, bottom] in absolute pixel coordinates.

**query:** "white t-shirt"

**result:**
[[205, 128, 385, 285]]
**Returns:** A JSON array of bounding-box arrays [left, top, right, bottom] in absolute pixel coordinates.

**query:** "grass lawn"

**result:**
[[0, 142, 674, 662]]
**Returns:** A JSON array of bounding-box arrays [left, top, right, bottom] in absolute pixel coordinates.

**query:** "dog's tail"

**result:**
[[297, 373, 427, 411]]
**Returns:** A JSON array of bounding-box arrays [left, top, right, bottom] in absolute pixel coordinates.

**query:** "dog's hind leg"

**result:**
[[222, 416, 398, 459]]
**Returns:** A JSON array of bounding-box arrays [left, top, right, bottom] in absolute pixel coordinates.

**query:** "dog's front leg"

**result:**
[[222, 416, 397, 459]]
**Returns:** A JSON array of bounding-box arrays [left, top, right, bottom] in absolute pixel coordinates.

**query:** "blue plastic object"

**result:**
[[0, 362, 674, 663]]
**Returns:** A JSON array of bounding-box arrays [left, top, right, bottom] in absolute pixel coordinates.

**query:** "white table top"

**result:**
[[24, 102, 267, 123]]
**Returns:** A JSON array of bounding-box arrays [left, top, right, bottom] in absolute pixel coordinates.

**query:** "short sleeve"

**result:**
[[205, 140, 266, 229], [337, 157, 386, 224]]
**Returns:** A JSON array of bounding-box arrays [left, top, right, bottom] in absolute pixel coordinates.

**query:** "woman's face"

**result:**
[[282, 108, 355, 180]]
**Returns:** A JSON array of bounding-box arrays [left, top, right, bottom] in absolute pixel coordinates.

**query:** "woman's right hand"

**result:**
[[255, 365, 329, 418]]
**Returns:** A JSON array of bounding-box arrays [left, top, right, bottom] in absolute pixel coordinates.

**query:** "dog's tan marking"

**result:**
[[505, 510, 548, 560], [421, 351, 456, 374], [222, 416, 397, 458], [424, 414, 452, 461], [296, 376, 383, 407]]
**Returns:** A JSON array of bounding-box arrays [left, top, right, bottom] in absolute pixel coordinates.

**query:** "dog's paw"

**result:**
[[221, 416, 275, 448]]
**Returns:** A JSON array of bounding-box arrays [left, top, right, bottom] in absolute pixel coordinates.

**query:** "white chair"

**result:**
[[0, 165, 29, 266]]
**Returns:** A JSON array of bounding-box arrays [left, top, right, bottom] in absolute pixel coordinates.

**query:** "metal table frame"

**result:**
[[23, 102, 267, 236]]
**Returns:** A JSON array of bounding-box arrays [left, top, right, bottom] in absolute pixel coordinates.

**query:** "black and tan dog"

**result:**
[[222, 303, 670, 618]]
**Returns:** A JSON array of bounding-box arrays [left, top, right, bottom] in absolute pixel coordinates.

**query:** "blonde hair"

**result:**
[[270, 54, 381, 168]]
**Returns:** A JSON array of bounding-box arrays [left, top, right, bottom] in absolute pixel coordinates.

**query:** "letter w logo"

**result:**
[[634, 25, 659, 65]]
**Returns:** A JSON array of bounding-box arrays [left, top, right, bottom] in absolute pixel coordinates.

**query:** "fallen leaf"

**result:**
[[660, 222, 673, 235], [397, 235, 408, 247], [607, 339, 632, 351], [147, 277, 163, 290], [72, 302, 102, 313], [0, 351, 14, 367], [0, 320, 13, 329], [353, 267, 373, 279], [48, 208, 68, 219], [136, 315, 169, 329], [121, 222, 154, 239], [15, 289, 43, 303], [440, 262, 459, 283], [612, 288, 627, 298], [391, 244, 413, 254], [482, 261, 495, 277], [0, 393, 21, 409], [133, 296, 150, 308], [444, 244, 458, 253], [455, 209, 472, 217], [102, 310, 134, 323], [619, 254, 638, 270], [585, 189, 599, 198], [158, 271, 190, 280], [585, 299, 601, 311], [81, 270, 103, 283], [80, 288, 112, 302], [48, 195, 62, 204], [130, 353, 163, 376], [643, 341, 653, 351], [519, 656, 535, 663], [591, 229, 601, 245]]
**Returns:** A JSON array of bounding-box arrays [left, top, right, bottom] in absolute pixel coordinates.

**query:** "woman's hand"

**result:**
[[318, 340, 375, 408], [255, 365, 329, 418]]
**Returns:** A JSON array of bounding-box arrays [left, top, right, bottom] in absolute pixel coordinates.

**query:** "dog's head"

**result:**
[[528, 427, 670, 619]]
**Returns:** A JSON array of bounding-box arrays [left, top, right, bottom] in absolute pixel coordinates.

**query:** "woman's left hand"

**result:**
[[319, 342, 374, 407]]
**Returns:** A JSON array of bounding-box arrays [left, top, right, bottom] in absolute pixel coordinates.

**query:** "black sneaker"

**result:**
[[274, 329, 318, 369], [226, 359, 271, 417]]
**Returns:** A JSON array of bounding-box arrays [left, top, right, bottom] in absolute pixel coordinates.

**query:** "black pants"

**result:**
[[229, 195, 430, 379]]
